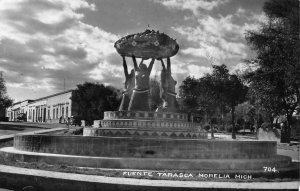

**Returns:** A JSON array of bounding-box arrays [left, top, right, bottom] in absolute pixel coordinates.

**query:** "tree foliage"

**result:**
[[179, 64, 248, 139], [245, 0, 299, 142], [0, 77, 13, 110], [235, 102, 256, 132], [179, 76, 200, 112], [71, 82, 121, 125], [210, 65, 248, 139]]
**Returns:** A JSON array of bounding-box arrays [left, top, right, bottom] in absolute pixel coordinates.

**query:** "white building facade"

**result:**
[[6, 100, 33, 121], [7, 90, 77, 123]]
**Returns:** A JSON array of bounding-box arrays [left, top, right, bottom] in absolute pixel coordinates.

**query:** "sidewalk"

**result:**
[[0, 127, 68, 142], [0, 121, 67, 129], [0, 122, 68, 142], [210, 132, 300, 162]]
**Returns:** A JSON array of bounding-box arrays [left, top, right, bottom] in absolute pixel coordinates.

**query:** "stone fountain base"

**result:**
[[0, 111, 298, 181]]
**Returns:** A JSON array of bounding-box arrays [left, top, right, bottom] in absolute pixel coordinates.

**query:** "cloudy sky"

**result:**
[[0, 0, 267, 102]]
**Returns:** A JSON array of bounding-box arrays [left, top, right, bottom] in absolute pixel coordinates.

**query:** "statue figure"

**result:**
[[156, 57, 179, 112], [128, 56, 155, 111], [119, 56, 135, 111]]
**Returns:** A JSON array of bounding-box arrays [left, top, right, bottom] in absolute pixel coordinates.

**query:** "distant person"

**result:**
[[280, 122, 287, 142], [66, 117, 70, 128], [70, 116, 75, 126], [250, 125, 255, 134]]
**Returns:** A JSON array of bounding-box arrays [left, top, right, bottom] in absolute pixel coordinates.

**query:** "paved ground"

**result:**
[[208, 132, 258, 140], [0, 125, 43, 136], [210, 133, 300, 162], [0, 122, 69, 143], [0, 121, 67, 129], [277, 149, 300, 162], [0, 122, 68, 136]]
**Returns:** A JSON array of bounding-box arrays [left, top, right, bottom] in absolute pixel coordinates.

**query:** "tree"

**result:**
[[235, 102, 256, 133], [179, 76, 200, 112], [209, 65, 248, 139], [0, 76, 13, 119], [71, 82, 121, 125], [209, 65, 231, 133], [179, 65, 247, 139], [179, 75, 217, 137], [245, 0, 299, 142], [197, 74, 220, 138], [223, 74, 248, 139]]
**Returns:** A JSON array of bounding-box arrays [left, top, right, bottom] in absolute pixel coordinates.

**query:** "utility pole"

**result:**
[[63, 78, 66, 91]]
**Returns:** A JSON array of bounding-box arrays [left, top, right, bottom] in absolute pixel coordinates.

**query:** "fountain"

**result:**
[[0, 30, 298, 184]]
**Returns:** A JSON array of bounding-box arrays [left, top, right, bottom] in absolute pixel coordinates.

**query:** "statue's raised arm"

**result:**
[[132, 56, 138, 71], [167, 57, 171, 73], [159, 58, 166, 71], [122, 56, 129, 78], [119, 56, 135, 111], [147, 58, 155, 76]]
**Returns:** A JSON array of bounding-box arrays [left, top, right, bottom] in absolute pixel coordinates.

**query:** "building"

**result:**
[[6, 90, 78, 123], [6, 100, 34, 121]]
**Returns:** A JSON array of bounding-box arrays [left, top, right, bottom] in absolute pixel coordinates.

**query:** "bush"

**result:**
[[226, 125, 233, 132], [204, 124, 210, 131], [235, 124, 242, 131], [0, 117, 9, 122], [261, 122, 272, 129], [219, 125, 225, 132]]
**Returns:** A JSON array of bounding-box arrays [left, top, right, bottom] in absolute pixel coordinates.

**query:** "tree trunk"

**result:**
[[269, 115, 274, 125], [211, 123, 214, 139], [221, 107, 225, 131], [209, 116, 214, 139], [285, 113, 292, 143], [231, 106, 236, 139]]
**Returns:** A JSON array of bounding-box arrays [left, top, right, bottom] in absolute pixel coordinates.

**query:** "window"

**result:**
[[62, 107, 64, 118], [53, 108, 55, 119], [56, 108, 58, 119], [66, 106, 68, 117]]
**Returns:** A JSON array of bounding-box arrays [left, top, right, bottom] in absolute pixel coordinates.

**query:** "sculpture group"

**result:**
[[114, 29, 180, 112], [119, 55, 178, 112]]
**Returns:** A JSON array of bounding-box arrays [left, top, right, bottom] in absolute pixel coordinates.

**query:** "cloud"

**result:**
[[154, 0, 230, 15], [187, 65, 212, 78], [181, 47, 207, 58], [89, 60, 123, 81], [171, 7, 266, 67], [0, 0, 267, 102], [0, 0, 122, 101]]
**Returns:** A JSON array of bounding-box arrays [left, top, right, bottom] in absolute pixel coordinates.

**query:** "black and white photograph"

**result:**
[[0, 0, 299, 190]]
